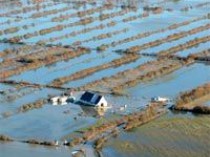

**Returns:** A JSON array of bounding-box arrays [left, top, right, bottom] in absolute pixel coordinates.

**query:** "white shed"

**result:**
[[151, 96, 169, 102]]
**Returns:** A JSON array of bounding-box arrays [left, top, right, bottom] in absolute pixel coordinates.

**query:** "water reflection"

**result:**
[[80, 105, 108, 117]]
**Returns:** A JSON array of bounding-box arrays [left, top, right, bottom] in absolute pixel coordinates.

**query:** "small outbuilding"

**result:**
[[151, 96, 169, 102], [79, 91, 108, 107]]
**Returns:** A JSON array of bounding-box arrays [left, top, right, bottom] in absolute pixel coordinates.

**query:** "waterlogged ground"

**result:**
[[0, 142, 70, 157], [103, 113, 210, 157], [0, 0, 210, 156], [127, 63, 210, 101]]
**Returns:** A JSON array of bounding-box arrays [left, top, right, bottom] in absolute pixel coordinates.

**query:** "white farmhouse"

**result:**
[[79, 91, 108, 107]]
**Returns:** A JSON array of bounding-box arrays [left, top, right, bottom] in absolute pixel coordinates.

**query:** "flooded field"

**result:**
[[0, 0, 209, 157], [103, 113, 210, 157]]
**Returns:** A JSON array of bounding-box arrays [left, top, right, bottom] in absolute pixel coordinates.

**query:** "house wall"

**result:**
[[97, 97, 108, 107]]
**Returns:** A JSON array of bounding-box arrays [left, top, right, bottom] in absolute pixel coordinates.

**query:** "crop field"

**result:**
[[0, 0, 210, 157]]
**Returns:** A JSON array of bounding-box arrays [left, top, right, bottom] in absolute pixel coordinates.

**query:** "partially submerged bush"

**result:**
[[24, 139, 58, 146], [16, 58, 34, 64], [192, 106, 210, 114], [19, 99, 46, 112], [0, 135, 13, 142]]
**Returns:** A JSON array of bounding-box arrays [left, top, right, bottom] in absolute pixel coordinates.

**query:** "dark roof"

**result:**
[[94, 95, 102, 104], [80, 91, 94, 102], [80, 91, 103, 105]]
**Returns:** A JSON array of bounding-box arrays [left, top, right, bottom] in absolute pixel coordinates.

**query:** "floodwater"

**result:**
[[66, 57, 153, 88], [0, 0, 210, 157], [0, 142, 70, 157], [127, 63, 210, 100], [104, 63, 210, 111], [103, 113, 210, 157], [10, 50, 121, 84]]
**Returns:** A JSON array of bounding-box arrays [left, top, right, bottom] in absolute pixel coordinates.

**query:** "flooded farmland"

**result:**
[[0, 0, 210, 157]]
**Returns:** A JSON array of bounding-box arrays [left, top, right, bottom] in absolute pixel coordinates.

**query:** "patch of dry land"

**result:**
[[104, 113, 210, 157]]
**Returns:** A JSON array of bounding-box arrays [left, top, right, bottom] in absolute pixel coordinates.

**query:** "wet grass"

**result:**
[[104, 113, 210, 157]]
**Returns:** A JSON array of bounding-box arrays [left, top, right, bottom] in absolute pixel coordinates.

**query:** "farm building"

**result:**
[[151, 96, 169, 102], [79, 91, 108, 107]]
